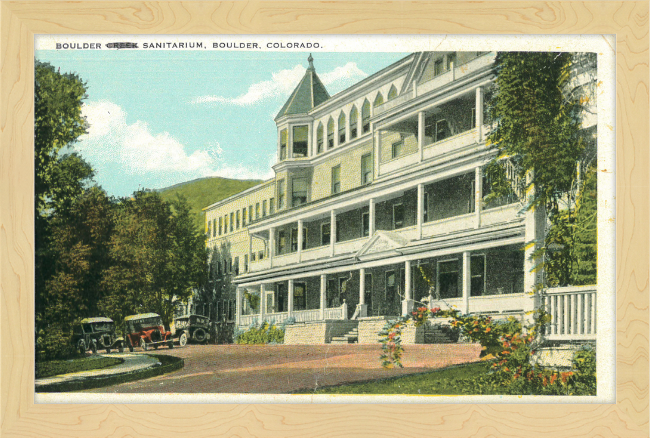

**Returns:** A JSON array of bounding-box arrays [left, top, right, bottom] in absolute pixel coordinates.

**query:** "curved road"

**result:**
[[87, 343, 481, 394]]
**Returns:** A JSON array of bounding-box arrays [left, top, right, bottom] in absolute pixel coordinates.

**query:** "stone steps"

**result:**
[[330, 327, 359, 344]]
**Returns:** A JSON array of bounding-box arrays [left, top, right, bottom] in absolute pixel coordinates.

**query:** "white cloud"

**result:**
[[192, 62, 368, 106], [75, 101, 274, 191]]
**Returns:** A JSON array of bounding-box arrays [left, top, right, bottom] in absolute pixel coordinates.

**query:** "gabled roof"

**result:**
[[275, 54, 330, 120]]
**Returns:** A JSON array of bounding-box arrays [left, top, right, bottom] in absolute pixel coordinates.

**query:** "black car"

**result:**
[[72, 317, 125, 354], [172, 314, 211, 346]]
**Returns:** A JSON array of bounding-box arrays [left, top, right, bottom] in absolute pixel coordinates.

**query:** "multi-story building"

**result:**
[[203, 51, 597, 344]]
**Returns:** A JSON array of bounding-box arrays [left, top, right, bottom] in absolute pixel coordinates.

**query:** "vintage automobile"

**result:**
[[172, 314, 211, 346], [124, 313, 174, 351], [72, 317, 125, 355]]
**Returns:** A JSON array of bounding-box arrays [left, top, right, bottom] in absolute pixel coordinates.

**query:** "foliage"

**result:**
[[36, 356, 123, 379], [571, 165, 597, 284], [36, 325, 78, 361], [235, 321, 285, 345]]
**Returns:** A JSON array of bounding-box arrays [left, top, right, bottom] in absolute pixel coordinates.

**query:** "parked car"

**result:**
[[72, 317, 125, 355], [124, 313, 173, 351], [172, 314, 211, 346]]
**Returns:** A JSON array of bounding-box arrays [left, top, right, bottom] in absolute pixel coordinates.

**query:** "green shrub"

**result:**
[[235, 322, 284, 345], [36, 325, 77, 361]]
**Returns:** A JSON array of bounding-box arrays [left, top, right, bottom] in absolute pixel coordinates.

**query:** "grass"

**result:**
[[35, 356, 123, 379], [159, 176, 262, 230], [304, 361, 496, 395]]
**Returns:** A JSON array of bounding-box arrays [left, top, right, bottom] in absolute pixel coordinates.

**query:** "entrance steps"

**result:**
[[330, 327, 358, 344]]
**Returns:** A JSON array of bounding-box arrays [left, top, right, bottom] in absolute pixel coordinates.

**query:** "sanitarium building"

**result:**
[[203, 52, 597, 344]]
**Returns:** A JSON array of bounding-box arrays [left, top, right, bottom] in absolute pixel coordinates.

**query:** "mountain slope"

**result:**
[[159, 177, 263, 231]]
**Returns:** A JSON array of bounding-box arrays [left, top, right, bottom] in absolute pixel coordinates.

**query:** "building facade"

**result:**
[[203, 51, 597, 343]]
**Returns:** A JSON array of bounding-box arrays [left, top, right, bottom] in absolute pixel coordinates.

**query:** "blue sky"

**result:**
[[35, 50, 408, 197]]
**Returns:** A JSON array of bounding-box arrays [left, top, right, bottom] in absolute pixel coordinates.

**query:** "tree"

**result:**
[[486, 52, 595, 286]]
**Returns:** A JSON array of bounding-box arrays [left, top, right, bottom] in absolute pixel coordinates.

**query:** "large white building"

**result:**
[[203, 51, 597, 344]]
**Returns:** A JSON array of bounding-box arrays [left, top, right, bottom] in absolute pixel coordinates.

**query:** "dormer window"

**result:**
[[327, 118, 335, 149], [350, 106, 358, 140], [338, 112, 346, 144], [292, 125, 308, 158], [362, 99, 371, 133], [280, 129, 288, 160], [317, 123, 324, 154], [388, 85, 398, 100], [446, 52, 456, 71]]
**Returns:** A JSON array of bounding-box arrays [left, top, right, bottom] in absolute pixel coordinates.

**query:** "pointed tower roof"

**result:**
[[275, 54, 330, 120]]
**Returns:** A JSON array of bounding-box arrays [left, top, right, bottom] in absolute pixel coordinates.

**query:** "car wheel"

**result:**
[[153, 344, 158, 350], [179, 332, 188, 347], [193, 328, 206, 343], [78, 341, 86, 356], [168, 341, 174, 349], [90, 341, 97, 354], [141, 339, 148, 351]]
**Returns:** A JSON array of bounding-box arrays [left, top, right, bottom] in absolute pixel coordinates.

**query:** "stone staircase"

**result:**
[[330, 327, 359, 344]]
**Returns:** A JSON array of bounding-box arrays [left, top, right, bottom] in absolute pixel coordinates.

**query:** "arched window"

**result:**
[[349, 106, 358, 140], [388, 85, 398, 100], [338, 112, 346, 145], [373, 92, 384, 108], [327, 118, 335, 149], [362, 99, 371, 134], [317, 122, 324, 154]]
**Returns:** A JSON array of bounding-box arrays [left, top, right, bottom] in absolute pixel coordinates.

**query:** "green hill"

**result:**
[[158, 176, 263, 231]]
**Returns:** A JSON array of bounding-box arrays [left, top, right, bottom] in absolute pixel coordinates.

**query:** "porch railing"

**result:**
[[541, 286, 597, 341], [238, 303, 347, 327]]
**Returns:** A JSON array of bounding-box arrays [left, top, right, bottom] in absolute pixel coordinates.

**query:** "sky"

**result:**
[[35, 49, 408, 197]]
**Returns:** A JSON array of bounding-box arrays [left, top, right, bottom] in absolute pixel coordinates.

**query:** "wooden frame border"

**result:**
[[1, 2, 647, 437]]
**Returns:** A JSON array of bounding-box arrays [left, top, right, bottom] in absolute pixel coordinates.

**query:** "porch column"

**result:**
[[462, 251, 471, 314], [524, 171, 546, 310], [287, 279, 294, 319], [368, 198, 376, 236], [330, 209, 337, 257], [476, 86, 484, 140], [474, 166, 483, 229], [320, 274, 326, 320], [417, 183, 424, 240], [269, 227, 275, 268], [418, 111, 425, 162], [259, 284, 266, 322], [402, 261, 414, 315], [374, 130, 381, 178], [297, 219, 304, 262], [235, 287, 243, 326], [358, 268, 368, 318]]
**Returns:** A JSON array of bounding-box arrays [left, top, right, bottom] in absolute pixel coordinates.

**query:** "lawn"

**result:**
[[36, 356, 124, 379]]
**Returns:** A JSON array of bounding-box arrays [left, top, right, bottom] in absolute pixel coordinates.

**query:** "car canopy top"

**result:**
[[124, 313, 160, 321], [80, 317, 114, 324]]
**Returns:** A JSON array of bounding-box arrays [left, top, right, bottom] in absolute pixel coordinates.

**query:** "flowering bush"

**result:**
[[235, 321, 284, 345]]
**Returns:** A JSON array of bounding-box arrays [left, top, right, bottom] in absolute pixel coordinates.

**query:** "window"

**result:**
[[242, 207, 247, 226], [277, 179, 285, 209], [364, 273, 372, 311], [327, 118, 335, 149], [234, 256, 239, 275], [244, 254, 248, 273], [216, 258, 221, 276], [393, 203, 404, 229], [321, 223, 331, 246], [435, 119, 449, 142], [349, 106, 358, 139], [446, 52, 456, 71], [338, 112, 346, 144], [327, 278, 338, 307], [471, 254, 485, 296], [219, 217, 223, 235], [222, 259, 227, 275], [335, 218, 341, 243], [269, 198, 275, 214], [385, 271, 396, 300], [280, 129, 288, 160], [391, 139, 403, 159], [317, 123, 324, 153], [362, 99, 371, 134], [373, 92, 384, 107], [388, 85, 398, 100], [362, 211, 370, 237], [438, 259, 460, 298], [228, 300, 234, 321], [277, 283, 287, 312], [262, 200, 267, 217], [223, 215, 228, 234], [251, 252, 256, 262], [258, 250, 264, 260], [236, 210, 240, 229], [228, 257, 233, 273], [277, 230, 286, 254], [255, 203, 260, 220], [434, 58, 444, 76], [292, 177, 308, 206], [248, 206, 253, 222], [423, 192, 429, 222], [207, 221, 212, 237], [361, 153, 373, 184], [331, 165, 341, 194], [229, 212, 234, 232], [213, 219, 216, 237], [291, 228, 298, 252], [294, 283, 306, 311], [292, 125, 308, 157]]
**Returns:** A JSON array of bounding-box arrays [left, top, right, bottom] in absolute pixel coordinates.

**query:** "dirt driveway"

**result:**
[[87, 343, 481, 394]]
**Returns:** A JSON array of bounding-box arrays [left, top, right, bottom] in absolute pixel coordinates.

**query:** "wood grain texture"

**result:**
[[1, 2, 647, 437]]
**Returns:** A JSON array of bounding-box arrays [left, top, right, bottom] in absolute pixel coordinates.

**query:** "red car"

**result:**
[[124, 313, 173, 351]]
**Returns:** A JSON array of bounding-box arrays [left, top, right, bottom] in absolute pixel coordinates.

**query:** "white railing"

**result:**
[[421, 212, 475, 239], [293, 309, 321, 322], [429, 293, 532, 315], [273, 252, 299, 267], [238, 304, 348, 327], [422, 128, 480, 161], [249, 258, 271, 272], [335, 237, 367, 255], [480, 203, 522, 227], [324, 306, 345, 320], [239, 314, 258, 326], [500, 158, 526, 201], [301, 246, 330, 262], [541, 286, 597, 341]]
